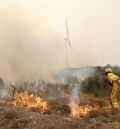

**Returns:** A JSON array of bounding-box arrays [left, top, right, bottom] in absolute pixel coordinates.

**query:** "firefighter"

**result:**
[[105, 68, 120, 109]]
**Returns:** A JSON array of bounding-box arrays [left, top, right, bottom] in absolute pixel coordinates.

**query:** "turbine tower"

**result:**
[[64, 19, 71, 68]]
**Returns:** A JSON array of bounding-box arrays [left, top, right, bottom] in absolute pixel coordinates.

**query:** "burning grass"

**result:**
[[1, 94, 120, 129], [70, 103, 100, 119], [11, 91, 104, 119], [70, 104, 93, 118], [11, 91, 103, 119], [12, 91, 48, 113]]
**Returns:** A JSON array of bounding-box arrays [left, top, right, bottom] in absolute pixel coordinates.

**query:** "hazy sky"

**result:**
[[0, 0, 120, 81]]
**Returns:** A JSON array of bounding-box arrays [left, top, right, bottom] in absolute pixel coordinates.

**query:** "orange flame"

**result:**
[[12, 91, 48, 113], [71, 103, 100, 118]]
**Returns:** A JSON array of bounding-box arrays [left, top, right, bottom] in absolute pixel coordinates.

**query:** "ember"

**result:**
[[12, 91, 48, 113]]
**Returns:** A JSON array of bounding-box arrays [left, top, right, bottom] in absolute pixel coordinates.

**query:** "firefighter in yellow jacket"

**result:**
[[105, 68, 120, 109]]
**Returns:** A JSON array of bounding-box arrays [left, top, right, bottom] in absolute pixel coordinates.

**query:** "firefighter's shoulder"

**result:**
[[107, 73, 117, 81]]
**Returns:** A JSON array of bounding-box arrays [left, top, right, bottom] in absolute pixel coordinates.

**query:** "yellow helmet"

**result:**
[[105, 68, 113, 73]]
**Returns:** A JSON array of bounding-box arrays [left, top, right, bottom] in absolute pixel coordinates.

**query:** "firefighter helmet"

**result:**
[[105, 68, 113, 73]]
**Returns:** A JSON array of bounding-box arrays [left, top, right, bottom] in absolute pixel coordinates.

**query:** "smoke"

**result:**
[[53, 66, 96, 106], [49, 66, 96, 106], [0, 0, 120, 84], [0, 5, 66, 82], [54, 66, 96, 83], [0, 78, 9, 99], [69, 79, 81, 105], [0, 88, 9, 99], [0, 3, 97, 103]]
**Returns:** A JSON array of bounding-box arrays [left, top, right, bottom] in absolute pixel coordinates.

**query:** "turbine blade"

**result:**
[[66, 20, 69, 38], [66, 19, 71, 48], [68, 39, 71, 48]]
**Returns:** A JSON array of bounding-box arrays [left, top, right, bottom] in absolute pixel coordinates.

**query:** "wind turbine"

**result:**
[[64, 19, 71, 68]]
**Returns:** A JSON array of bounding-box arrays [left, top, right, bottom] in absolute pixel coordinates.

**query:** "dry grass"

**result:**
[[10, 118, 28, 129], [1, 95, 120, 129], [4, 109, 17, 119]]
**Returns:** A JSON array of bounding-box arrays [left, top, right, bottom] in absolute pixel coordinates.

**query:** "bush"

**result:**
[[81, 75, 111, 97]]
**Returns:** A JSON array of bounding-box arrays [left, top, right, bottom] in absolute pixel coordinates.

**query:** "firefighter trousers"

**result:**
[[111, 82, 120, 109]]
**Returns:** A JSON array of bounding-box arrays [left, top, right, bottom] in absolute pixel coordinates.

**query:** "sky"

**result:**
[[0, 0, 120, 81]]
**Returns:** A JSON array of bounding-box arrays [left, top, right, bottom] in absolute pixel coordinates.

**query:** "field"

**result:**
[[0, 66, 120, 129], [0, 94, 120, 129]]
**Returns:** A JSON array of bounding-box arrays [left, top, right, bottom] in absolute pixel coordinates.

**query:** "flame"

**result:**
[[12, 91, 48, 113], [71, 103, 100, 118], [11, 91, 101, 117]]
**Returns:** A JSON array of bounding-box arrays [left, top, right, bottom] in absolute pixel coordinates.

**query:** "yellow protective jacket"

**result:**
[[107, 73, 120, 84], [107, 73, 120, 109]]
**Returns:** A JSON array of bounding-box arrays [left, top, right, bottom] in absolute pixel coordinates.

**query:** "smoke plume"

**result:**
[[0, 5, 65, 82], [0, 0, 120, 83]]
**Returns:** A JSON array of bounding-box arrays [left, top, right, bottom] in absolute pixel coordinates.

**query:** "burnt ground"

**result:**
[[1, 97, 120, 129]]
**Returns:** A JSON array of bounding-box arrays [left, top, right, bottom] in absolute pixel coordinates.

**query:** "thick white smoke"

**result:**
[[0, 5, 66, 83]]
